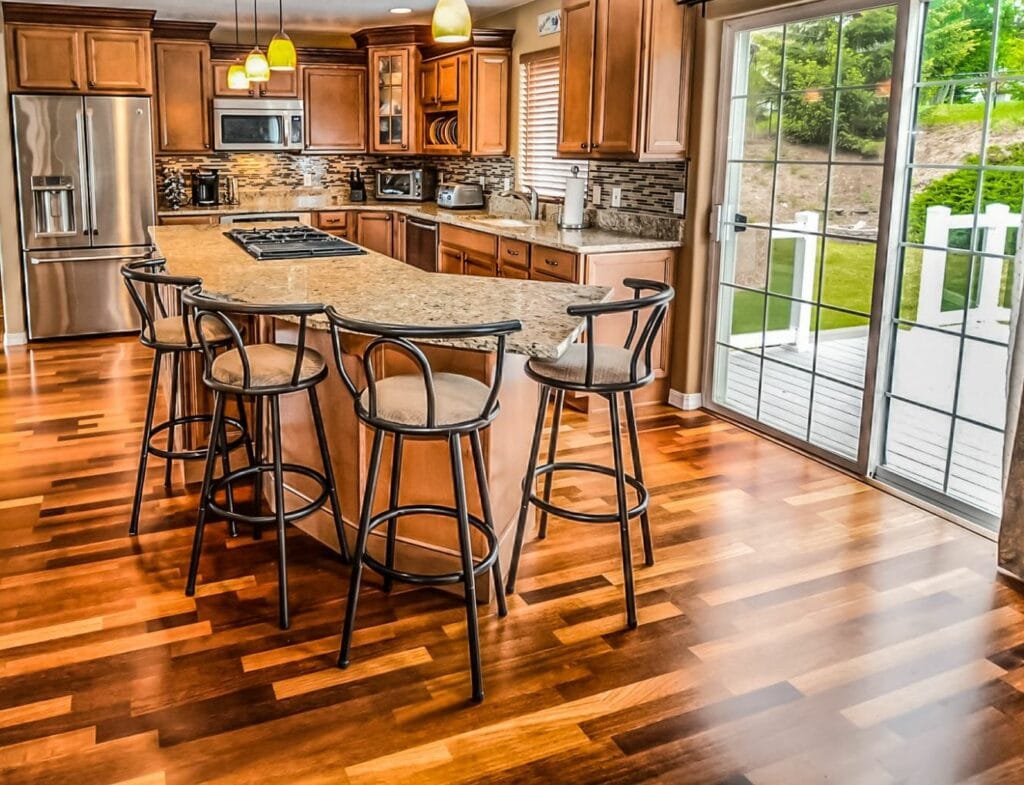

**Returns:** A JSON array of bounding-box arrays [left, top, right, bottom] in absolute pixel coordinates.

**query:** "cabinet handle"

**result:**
[[507, 249, 519, 256], [544, 258, 558, 266], [593, 143, 601, 149], [88, 79, 96, 88], [580, 143, 587, 149]]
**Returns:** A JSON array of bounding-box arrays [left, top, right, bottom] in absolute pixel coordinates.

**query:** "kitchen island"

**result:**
[[151, 223, 610, 601]]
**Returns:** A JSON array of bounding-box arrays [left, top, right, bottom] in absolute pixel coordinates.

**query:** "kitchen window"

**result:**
[[518, 49, 587, 198]]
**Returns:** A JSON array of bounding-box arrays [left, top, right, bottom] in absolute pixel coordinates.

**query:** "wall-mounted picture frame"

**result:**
[[537, 10, 561, 36]]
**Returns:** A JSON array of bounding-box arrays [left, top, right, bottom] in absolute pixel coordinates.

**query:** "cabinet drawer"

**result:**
[[499, 238, 529, 270], [316, 211, 349, 230], [439, 224, 498, 258], [531, 245, 578, 282]]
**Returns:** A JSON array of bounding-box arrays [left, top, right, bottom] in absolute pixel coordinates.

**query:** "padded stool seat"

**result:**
[[211, 345, 326, 389], [527, 345, 636, 387], [361, 372, 490, 427], [151, 315, 232, 347]]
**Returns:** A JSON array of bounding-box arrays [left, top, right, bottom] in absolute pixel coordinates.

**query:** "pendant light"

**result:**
[[227, 0, 249, 90], [268, 0, 297, 71], [431, 0, 472, 43], [245, 0, 270, 82]]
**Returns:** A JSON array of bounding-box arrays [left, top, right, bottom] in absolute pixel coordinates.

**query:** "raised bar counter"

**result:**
[[150, 223, 611, 603]]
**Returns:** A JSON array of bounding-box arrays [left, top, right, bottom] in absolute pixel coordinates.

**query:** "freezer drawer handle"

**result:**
[[30, 252, 152, 265]]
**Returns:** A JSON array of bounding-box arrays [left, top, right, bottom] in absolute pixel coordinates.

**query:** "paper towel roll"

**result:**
[[562, 176, 586, 227]]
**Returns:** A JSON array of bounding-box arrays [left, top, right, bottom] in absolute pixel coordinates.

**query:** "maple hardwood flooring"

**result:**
[[2, 335, 1023, 784]]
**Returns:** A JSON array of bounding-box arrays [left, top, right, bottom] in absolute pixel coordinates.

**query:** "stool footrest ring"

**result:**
[[529, 461, 649, 524], [147, 414, 247, 461], [361, 504, 499, 587], [205, 463, 329, 525]]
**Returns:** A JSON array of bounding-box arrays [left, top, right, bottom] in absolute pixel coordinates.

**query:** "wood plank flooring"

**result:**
[[2, 335, 1024, 784]]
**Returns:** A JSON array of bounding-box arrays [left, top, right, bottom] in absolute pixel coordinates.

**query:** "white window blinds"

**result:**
[[518, 50, 587, 199]]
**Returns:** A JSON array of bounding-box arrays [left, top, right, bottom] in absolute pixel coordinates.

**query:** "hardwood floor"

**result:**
[[2, 335, 1023, 784]]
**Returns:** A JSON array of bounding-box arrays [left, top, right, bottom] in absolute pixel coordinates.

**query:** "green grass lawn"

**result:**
[[917, 99, 1024, 131]]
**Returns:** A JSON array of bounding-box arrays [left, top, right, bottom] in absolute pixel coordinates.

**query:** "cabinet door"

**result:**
[[259, 68, 300, 98], [438, 244, 464, 275], [472, 52, 509, 156], [641, 0, 694, 159], [499, 264, 529, 279], [154, 40, 212, 153], [212, 60, 256, 97], [303, 66, 367, 153], [590, 0, 644, 156], [392, 213, 407, 262], [356, 211, 393, 256], [464, 252, 497, 277], [84, 30, 151, 93], [437, 57, 459, 104], [370, 47, 416, 153], [7, 25, 83, 91], [557, 0, 595, 155], [419, 62, 438, 106]]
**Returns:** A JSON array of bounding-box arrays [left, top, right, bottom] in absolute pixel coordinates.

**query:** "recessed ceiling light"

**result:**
[[390, 7, 413, 13]]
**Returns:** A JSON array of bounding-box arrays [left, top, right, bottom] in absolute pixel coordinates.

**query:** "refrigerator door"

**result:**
[[84, 96, 155, 248], [12, 95, 91, 250], [23, 246, 152, 339]]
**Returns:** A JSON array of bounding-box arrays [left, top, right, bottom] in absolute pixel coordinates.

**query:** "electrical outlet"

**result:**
[[591, 185, 602, 205], [503, 176, 511, 191], [303, 172, 314, 187], [479, 176, 487, 189], [611, 187, 622, 208], [673, 191, 686, 215]]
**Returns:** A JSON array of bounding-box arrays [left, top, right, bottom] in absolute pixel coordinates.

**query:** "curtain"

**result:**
[[998, 212, 1024, 581]]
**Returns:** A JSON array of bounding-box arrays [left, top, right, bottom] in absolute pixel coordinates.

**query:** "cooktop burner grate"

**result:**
[[225, 226, 368, 260]]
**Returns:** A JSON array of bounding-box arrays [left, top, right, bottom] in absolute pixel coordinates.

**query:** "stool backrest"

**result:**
[[120, 258, 203, 348], [323, 307, 522, 431], [180, 285, 325, 390], [569, 278, 675, 388]]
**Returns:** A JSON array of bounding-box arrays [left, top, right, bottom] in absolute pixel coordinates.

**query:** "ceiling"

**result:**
[[7, 0, 527, 46]]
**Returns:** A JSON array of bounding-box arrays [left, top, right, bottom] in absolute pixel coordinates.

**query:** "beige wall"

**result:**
[[0, 4, 26, 344]]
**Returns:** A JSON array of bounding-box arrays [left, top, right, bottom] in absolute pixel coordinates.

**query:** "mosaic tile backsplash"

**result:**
[[156, 152, 687, 218]]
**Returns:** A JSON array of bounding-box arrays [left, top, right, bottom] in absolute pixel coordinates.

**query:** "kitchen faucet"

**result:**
[[500, 185, 539, 221]]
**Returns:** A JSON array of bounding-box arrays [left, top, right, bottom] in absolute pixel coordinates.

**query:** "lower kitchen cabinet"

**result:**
[[315, 210, 350, 238], [464, 252, 497, 277], [392, 213, 407, 262], [438, 225, 498, 276], [438, 243, 465, 274], [158, 214, 219, 225], [356, 211, 393, 256]]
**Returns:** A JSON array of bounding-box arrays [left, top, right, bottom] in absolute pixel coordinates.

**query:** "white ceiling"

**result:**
[[8, 1, 527, 46]]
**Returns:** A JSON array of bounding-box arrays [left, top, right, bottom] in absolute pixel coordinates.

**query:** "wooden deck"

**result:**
[[1, 336, 1023, 784]]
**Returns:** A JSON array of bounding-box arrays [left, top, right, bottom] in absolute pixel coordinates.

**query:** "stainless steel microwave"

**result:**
[[375, 168, 437, 201], [213, 98, 304, 152]]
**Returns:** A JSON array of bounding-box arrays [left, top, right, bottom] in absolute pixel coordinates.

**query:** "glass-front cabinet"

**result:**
[[370, 46, 417, 153]]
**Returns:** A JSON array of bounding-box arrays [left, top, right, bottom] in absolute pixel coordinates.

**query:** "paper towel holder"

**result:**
[[557, 165, 590, 231]]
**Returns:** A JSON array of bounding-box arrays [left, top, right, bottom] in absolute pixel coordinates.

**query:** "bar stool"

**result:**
[[181, 286, 348, 630], [121, 259, 253, 536], [324, 308, 522, 703], [505, 279, 674, 629]]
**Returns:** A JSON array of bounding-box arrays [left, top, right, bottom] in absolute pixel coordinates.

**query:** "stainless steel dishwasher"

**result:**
[[405, 217, 438, 272]]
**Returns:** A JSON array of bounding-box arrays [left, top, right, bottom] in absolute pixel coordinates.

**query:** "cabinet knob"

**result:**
[[88, 79, 96, 88], [580, 143, 586, 149], [593, 143, 600, 149], [544, 258, 557, 266]]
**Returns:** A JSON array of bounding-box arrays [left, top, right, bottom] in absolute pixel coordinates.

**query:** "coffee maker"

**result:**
[[191, 169, 219, 206]]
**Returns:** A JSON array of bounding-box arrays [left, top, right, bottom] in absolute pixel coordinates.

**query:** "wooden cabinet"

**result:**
[[438, 225, 498, 276], [6, 24, 151, 94], [315, 211, 351, 238], [420, 56, 460, 107], [421, 49, 509, 156], [84, 30, 151, 92], [392, 213, 407, 262], [303, 65, 367, 153], [356, 211, 394, 256], [438, 243, 464, 275], [557, 0, 693, 160], [498, 237, 530, 277], [369, 46, 418, 153], [154, 40, 212, 153], [464, 252, 497, 277], [213, 61, 299, 98], [530, 245, 578, 283], [159, 214, 219, 225], [471, 51, 509, 156]]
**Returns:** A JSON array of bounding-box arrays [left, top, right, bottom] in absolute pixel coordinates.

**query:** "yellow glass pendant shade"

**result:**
[[227, 61, 249, 90], [432, 0, 472, 43], [245, 48, 271, 82], [268, 31, 297, 71]]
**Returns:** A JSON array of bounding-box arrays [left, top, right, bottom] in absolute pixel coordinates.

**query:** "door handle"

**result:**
[[30, 251, 153, 265], [75, 110, 90, 234], [734, 213, 748, 233], [85, 108, 99, 236]]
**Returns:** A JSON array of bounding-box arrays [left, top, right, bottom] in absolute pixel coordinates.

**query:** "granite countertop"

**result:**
[[150, 223, 611, 360], [158, 193, 683, 255]]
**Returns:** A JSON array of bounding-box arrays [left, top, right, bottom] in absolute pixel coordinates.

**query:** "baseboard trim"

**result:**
[[668, 389, 703, 410], [3, 331, 27, 347]]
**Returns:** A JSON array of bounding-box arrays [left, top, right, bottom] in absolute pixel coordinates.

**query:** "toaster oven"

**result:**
[[375, 168, 437, 201]]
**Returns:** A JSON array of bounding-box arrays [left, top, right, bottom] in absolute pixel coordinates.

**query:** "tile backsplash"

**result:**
[[156, 152, 687, 218]]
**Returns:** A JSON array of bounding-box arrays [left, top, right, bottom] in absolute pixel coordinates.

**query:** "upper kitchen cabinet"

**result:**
[[5, 5, 155, 95], [557, 0, 694, 160], [152, 23, 216, 154], [303, 65, 367, 153], [212, 58, 300, 98], [368, 46, 419, 154]]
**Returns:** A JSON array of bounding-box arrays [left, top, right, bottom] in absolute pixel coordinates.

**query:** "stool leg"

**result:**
[[537, 388, 565, 541], [186, 392, 224, 596], [219, 411, 237, 532], [269, 395, 290, 630], [451, 434, 483, 703], [608, 393, 638, 630], [253, 396, 264, 539], [309, 385, 349, 564], [163, 351, 181, 488], [383, 434, 404, 592], [129, 350, 162, 536], [339, 429, 385, 668], [470, 430, 507, 619], [236, 394, 256, 468], [505, 385, 550, 595], [624, 391, 654, 567]]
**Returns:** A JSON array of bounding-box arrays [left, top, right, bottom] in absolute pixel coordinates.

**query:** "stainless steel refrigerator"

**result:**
[[12, 94, 156, 339]]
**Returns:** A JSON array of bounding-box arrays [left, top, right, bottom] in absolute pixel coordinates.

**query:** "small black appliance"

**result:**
[[191, 170, 220, 206]]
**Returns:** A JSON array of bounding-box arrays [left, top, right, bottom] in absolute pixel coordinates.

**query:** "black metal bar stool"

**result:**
[[181, 286, 348, 630], [324, 308, 522, 703], [505, 279, 674, 629], [121, 259, 253, 536]]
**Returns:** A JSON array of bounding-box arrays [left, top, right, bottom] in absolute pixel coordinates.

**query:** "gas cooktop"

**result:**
[[225, 226, 367, 260]]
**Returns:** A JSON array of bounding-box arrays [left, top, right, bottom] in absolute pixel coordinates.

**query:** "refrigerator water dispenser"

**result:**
[[30, 176, 76, 238]]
